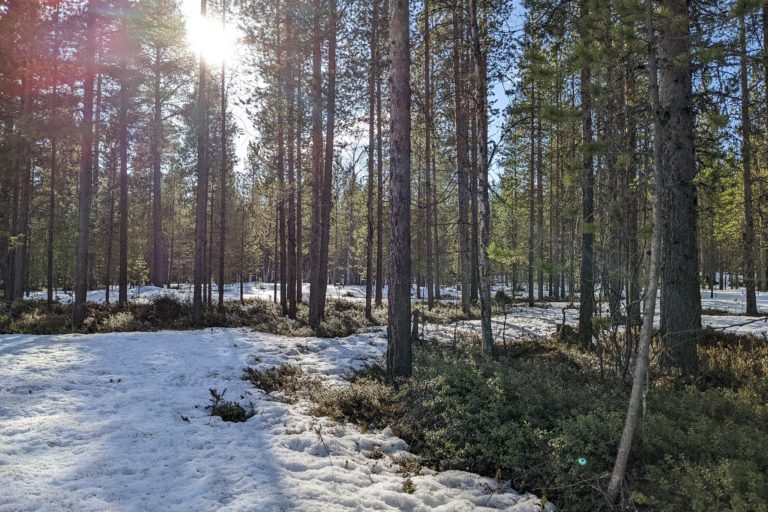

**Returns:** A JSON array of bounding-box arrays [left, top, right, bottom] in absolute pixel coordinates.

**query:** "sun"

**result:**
[[185, 11, 237, 66]]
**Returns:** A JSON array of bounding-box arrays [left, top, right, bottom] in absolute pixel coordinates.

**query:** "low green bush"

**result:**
[[311, 338, 767, 511]]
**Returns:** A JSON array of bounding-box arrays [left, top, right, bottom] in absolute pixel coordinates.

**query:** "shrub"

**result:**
[[208, 388, 255, 423], [242, 364, 320, 401], [367, 341, 768, 511], [312, 378, 400, 431]]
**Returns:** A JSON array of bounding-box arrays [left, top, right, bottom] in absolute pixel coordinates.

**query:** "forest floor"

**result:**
[[1, 288, 766, 511], [0, 326, 549, 512]]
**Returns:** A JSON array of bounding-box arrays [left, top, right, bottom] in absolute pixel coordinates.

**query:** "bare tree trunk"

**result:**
[[309, 0, 326, 328], [318, 0, 337, 318], [73, 1, 97, 326], [739, 12, 757, 316], [375, 26, 384, 309], [468, 0, 493, 354], [386, 0, 412, 383], [536, 98, 544, 301], [47, 135, 57, 304], [423, 0, 434, 309], [193, 0, 209, 325], [626, 61, 642, 327], [13, 74, 32, 301], [365, 0, 378, 318], [118, 63, 129, 306], [658, 0, 700, 373], [285, 12, 297, 319], [453, 2, 471, 314], [296, 81, 304, 303], [577, 0, 595, 351], [47, 7, 62, 305], [528, 85, 535, 308], [105, 147, 116, 304], [275, 8, 288, 316], [218, 4, 228, 309], [207, 191, 213, 305], [607, 2, 663, 500], [432, 147, 440, 300], [151, 48, 164, 287]]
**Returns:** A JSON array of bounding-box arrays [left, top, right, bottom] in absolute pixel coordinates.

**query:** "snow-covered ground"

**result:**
[[0, 328, 547, 512], [27, 282, 371, 305], [420, 297, 768, 344]]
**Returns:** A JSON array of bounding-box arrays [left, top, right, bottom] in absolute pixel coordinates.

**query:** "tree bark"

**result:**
[[658, 0, 701, 373], [285, 10, 297, 319], [193, 0, 209, 325], [365, 0, 378, 319], [375, 24, 384, 309], [309, 0, 325, 328], [386, 0, 412, 383], [607, 2, 663, 500], [296, 79, 304, 303], [423, 0, 434, 310], [739, 12, 757, 316], [13, 74, 32, 301], [453, 3, 471, 314], [218, 3, 228, 309], [577, 0, 595, 351], [73, 1, 97, 326], [536, 95, 544, 301], [151, 49, 164, 287], [118, 63, 129, 306], [528, 85, 536, 308], [468, 0, 493, 354]]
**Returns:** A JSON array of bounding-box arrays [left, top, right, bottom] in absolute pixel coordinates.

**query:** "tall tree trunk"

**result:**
[[47, 119, 57, 305], [218, 3, 228, 309], [193, 0, 209, 325], [536, 96, 544, 301], [309, 0, 325, 328], [423, 0, 434, 309], [577, 0, 595, 351], [118, 67, 129, 306], [469, 95, 480, 305], [13, 74, 32, 301], [151, 49, 164, 287], [276, 8, 288, 315], [285, 12, 297, 319], [607, 2, 663, 499], [626, 62, 642, 327], [432, 145, 440, 300], [311, 0, 337, 326], [73, 2, 97, 326], [453, 2, 471, 314], [296, 81, 304, 303], [468, 0, 493, 354], [658, 0, 701, 373], [375, 26, 384, 308], [528, 85, 536, 308], [386, 0, 412, 383], [365, 0, 378, 318], [105, 146, 116, 304], [739, 12, 757, 316]]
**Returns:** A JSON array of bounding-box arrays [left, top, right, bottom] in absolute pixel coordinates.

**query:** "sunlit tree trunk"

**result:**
[[386, 0, 412, 383], [468, 0, 493, 354], [193, 0, 210, 325], [453, 2, 471, 314], [739, 11, 757, 316], [73, 0, 97, 326]]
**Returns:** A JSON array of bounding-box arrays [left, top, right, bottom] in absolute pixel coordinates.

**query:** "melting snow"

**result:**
[[0, 328, 547, 511]]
